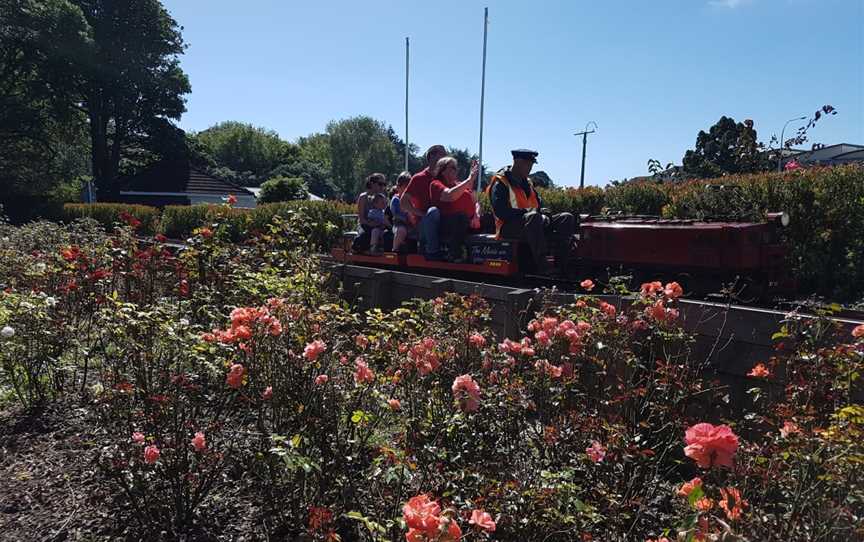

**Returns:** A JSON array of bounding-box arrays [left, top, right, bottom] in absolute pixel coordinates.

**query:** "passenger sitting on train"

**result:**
[[401, 144, 448, 258], [390, 171, 414, 253], [488, 149, 575, 273], [367, 193, 392, 254], [429, 157, 481, 263], [352, 172, 390, 252]]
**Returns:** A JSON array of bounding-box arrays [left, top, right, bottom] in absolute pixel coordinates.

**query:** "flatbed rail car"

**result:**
[[331, 212, 793, 296]]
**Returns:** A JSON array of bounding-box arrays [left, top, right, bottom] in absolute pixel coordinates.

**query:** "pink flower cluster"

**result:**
[[408, 338, 441, 375], [354, 357, 375, 385], [452, 374, 481, 412], [402, 494, 462, 542], [226, 363, 245, 389], [204, 300, 284, 345], [684, 423, 739, 469], [526, 317, 591, 355], [191, 431, 206, 452], [853, 324, 864, 339], [586, 440, 606, 463], [304, 339, 327, 361], [468, 332, 486, 348]]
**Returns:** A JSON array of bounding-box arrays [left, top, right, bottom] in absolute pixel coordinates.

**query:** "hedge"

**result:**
[[61, 203, 160, 235], [54, 164, 864, 302]]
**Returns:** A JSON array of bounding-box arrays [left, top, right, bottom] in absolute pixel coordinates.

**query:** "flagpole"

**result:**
[[477, 7, 488, 193], [405, 36, 410, 172]]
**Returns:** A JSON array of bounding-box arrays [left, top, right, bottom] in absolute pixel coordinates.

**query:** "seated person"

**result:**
[[429, 157, 480, 263], [401, 144, 448, 258], [390, 171, 414, 252], [487, 149, 575, 272], [352, 173, 388, 252], [367, 193, 392, 254]]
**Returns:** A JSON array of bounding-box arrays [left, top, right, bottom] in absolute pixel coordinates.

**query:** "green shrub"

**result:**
[[258, 176, 309, 203], [61, 203, 160, 235], [604, 181, 670, 215]]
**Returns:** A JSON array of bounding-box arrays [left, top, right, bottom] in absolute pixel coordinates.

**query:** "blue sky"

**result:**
[[162, 0, 863, 187]]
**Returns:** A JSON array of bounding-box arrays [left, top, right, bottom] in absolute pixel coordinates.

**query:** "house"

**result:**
[[791, 143, 864, 166], [111, 161, 257, 208]]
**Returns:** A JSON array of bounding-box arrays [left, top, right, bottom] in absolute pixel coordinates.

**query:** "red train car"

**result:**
[[332, 212, 794, 297], [573, 213, 793, 295]]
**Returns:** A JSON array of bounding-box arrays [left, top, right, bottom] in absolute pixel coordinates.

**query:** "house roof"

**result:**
[[118, 161, 254, 196]]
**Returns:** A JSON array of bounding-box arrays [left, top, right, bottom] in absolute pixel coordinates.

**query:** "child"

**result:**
[[390, 172, 412, 252], [367, 193, 392, 254]]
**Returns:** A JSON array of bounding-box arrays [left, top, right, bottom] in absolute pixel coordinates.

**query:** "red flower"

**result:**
[[664, 281, 683, 299], [226, 363, 245, 389], [747, 363, 770, 378], [718, 487, 747, 521], [580, 279, 595, 291], [640, 281, 663, 297], [853, 324, 864, 338], [403, 494, 441, 534], [452, 374, 481, 412], [354, 358, 375, 385], [684, 423, 739, 469], [677, 477, 702, 497], [469, 509, 495, 532], [143, 445, 160, 464]]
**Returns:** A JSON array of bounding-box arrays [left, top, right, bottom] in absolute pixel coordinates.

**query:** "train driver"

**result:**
[[487, 149, 575, 273]]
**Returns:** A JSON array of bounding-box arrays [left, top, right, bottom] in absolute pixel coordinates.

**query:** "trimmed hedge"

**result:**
[[53, 164, 864, 301], [61, 203, 160, 235], [161, 200, 355, 249]]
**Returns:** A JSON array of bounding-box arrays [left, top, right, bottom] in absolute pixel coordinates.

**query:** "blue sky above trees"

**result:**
[[163, 0, 863, 187]]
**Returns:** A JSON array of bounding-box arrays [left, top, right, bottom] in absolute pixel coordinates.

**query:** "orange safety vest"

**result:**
[[487, 171, 541, 239]]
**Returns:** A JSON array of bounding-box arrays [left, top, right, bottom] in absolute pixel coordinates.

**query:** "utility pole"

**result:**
[[574, 121, 597, 189], [477, 7, 488, 193], [777, 116, 806, 172], [404, 37, 410, 171]]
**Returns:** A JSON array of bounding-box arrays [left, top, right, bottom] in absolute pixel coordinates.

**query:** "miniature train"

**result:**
[[331, 212, 794, 298]]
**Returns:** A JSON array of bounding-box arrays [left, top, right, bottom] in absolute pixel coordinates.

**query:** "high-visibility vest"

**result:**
[[487, 172, 540, 238]]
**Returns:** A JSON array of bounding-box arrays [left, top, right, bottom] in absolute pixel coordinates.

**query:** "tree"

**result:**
[[266, 160, 338, 200], [326, 116, 399, 198], [528, 171, 555, 189], [258, 176, 308, 203], [386, 125, 423, 174], [194, 121, 294, 183], [297, 133, 332, 171], [69, 0, 191, 197], [0, 0, 92, 200], [682, 117, 768, 178]]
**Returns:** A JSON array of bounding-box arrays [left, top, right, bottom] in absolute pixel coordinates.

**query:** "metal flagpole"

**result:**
[[405, 37, 410, 172], [477, 7, 488, 193]]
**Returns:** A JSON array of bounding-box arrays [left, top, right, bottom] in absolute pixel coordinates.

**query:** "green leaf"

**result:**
[[687, 485, 704, 508]]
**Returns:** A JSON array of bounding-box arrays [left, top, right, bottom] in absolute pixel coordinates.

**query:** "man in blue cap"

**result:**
[[487, 149, 575, 273]]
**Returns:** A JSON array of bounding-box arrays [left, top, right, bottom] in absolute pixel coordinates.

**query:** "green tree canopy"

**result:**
[[682, 116, 767, 178], [326, 116, 400, 198], [258, 176, 309, 203], [266, 160, 338, 200], [193, 121, 295, 183]]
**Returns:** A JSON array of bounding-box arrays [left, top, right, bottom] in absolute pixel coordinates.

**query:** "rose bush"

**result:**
[[0, 208, 861, 540]]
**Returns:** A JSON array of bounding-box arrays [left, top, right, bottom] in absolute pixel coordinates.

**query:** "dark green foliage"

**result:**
[[326, 116, 400, 198], [529, 170, 556, 189], [266, 160, 338, 199], [258, 176, 309, 203], [61, 203, 160, 235], [682, 116, 767, 177], [193, 121, 295, 183]]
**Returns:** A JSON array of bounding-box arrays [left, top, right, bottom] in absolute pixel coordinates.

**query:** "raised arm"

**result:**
[[438, 161, 480, 202]]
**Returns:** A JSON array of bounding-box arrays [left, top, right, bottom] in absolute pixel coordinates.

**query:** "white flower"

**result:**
[[45, 297, 58, 307], [1, 326, 14, 338], [178, 318, 190, 327], [35, 262, 47, 273]]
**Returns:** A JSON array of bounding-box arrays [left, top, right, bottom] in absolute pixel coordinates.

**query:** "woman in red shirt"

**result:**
[[429, 157, 480, 263]]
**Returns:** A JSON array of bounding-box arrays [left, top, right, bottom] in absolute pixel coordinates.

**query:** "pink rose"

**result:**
[[853, 324, 864, 338], [355, 334, 369, 349], [664, 281, 683, 299], [580, 279, 595, 291], [452, 374, 481, 412], [468, 332, 486, 348], [586, 440, 606, 463], [143, 444, 160, 464], [469, 509, 496, 532], [780, 421, 801, 438], [191, 431, 206, 452], [677, 477, 703, 497], [684, 423, 739, 469], [535, 330, 551, 346], [747, 363, 770, 378], [403, 494, 441, 533], [303, 339, 326, 361], [262, 386, 273, 400], [388, 398, 401, 411], [314, 374, 329, 386], [132, 432, 145, 445], [226, 363, 245, 389], [354, 359, 375, 385]]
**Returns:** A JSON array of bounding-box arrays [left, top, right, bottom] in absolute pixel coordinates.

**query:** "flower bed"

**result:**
[[0, 208, 861, 540]]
